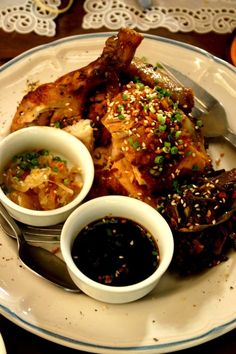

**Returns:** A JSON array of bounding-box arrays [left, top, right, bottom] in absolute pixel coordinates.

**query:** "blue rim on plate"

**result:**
[[0, 32, 235, 353]]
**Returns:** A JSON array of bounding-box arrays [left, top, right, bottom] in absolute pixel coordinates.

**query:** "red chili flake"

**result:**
[[193, 239, 204, 254], [104, 275, 112, 284], [218, 191, 227, 199]]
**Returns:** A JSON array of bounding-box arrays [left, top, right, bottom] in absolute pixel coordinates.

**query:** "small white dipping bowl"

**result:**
[[0, 126, 94, 226], [61, 195, 174, 304]]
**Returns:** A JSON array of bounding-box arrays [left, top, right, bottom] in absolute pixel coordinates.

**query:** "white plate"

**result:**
[[0, 33, 236, 354], [0, 333, 6, 354]]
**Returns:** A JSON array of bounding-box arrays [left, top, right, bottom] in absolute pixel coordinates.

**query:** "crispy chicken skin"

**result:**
[[8, 28, 236, 274], [127, 58, 194, 113], [11, 28, 143, 133], [100, 82, 211, 201]]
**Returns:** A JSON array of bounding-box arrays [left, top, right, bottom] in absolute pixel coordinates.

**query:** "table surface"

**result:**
[[0, 1, 235, 354]]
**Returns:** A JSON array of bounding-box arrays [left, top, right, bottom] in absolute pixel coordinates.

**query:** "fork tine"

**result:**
[[159, 63, 236, 148], [2, 226, 60, 243], [18, 222, 63, 238]]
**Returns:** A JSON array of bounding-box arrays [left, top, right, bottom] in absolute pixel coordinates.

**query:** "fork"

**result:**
[[0, 219, 62, 243], [160, 63, 236, 148]]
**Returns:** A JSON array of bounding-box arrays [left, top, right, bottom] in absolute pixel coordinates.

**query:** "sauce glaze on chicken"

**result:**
[[10, 28, 236, 274]]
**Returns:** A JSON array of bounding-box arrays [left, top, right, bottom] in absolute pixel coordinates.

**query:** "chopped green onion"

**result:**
[[40, 149, 49, 156], [133, 76, 141, 83], [196, 119, 203, 127], [154, 155, 164, 164], [155, 86, 171, 97], [175, 130, 182, 139], [128, 138, 141, 150], [159, 124, 167, 132], [172, 102, 179, 110], [64, 178, 70, 185], [157, 113, 166, 124], [54, 121, 61, 128], [117, 105, 124, 113], [171, 112, 182, 122], [173, 180, 181, 193], [149, 104, 156, 113], [136, 82, 145, 90], [122, 93, 128, 100], [53, 156, 62, 161], [192, 165, 199, 171], [170, 146, 179, 154]]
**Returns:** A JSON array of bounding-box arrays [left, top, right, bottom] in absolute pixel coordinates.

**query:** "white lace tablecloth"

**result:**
[[83, 0, 236, 34], [0, 0, 235, 36], [0, 0, 61, 36]]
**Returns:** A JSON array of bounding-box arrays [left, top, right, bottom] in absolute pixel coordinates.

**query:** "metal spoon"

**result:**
[[0, 202, 79, 292]]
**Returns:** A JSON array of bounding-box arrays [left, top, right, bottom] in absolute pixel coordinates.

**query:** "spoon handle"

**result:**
[[0, 202, 79, 292], [0, 203, 25, 247]]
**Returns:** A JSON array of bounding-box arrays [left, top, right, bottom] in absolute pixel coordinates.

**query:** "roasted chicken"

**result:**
[[9, 27, 236, 274], [11, 28, 143, 134]]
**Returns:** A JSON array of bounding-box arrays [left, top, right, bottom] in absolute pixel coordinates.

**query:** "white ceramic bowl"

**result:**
[[0, 126, 94, 226], [61, 195, 174, 304]]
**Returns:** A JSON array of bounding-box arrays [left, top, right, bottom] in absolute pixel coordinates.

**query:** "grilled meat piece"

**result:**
[[160, 168, 236, 274], [10, 28, 143, 132], [101, 81, 212, 198], [8, 27, 236, 275], [126, 57, 194, 113]]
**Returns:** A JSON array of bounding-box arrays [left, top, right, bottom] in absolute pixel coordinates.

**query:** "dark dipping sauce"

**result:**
[[71, 217, 160, 286]]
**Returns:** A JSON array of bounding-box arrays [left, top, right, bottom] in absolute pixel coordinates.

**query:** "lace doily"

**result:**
[[83, 0, 236, 33], [0, 0, 62, 36]]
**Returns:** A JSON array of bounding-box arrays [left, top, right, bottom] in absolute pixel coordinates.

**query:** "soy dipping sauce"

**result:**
[[71, 217, 160, 286]]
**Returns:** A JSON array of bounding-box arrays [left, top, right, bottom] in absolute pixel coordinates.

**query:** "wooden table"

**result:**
[[0, 1, 235, 353]]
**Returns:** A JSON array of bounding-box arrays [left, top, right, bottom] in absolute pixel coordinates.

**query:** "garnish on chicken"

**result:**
[[9, 28, 236, 274]]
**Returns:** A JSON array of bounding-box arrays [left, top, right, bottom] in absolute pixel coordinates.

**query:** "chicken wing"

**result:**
[[127, 57, 194, 113]]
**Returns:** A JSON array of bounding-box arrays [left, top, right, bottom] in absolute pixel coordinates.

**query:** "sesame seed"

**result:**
[[175, 169, 180, 175]]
